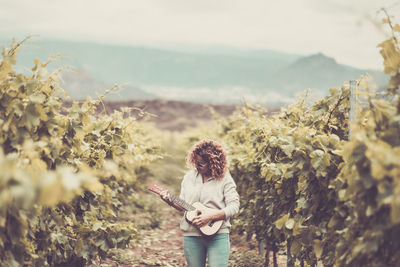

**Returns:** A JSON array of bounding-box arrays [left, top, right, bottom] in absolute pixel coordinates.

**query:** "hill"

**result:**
[[270, 53, 387, 96]]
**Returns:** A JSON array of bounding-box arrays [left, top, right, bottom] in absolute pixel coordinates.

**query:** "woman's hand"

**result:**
[[160, 190, 172, 205], [160, 191, 185, 212], [191, 209, 225, 228], [191, 211, 212, 228]]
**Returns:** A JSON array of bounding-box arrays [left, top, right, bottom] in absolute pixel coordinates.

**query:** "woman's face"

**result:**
[[194, 154, 209, 175]]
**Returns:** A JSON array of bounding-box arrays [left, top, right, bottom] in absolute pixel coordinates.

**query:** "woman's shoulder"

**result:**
[[183, 169, 197, 181], [222, 170, 235, 184]]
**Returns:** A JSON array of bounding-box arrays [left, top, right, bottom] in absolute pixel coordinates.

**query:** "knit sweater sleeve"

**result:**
[[179, 178, 185, 200], [179, 170, 191, 200], [222, 173, 240, 219]]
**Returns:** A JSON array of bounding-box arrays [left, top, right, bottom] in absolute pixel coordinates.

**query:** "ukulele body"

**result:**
[[185, 202, 224, 236]]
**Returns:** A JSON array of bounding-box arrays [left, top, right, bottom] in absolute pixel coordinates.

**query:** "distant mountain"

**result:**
[[0, 38, 389, 104], [1, 38, 299, 86], [60, 67, 155, 100], [270, 53, 388, 95]]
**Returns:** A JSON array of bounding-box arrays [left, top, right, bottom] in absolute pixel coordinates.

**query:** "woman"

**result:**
[[161, 139, 240, 267]]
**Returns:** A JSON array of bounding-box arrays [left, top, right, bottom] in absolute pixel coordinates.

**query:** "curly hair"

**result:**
[[186, 139, 228, 180]]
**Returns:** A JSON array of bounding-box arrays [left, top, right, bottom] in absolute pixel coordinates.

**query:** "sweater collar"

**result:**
[[196, 171, 214, 182]]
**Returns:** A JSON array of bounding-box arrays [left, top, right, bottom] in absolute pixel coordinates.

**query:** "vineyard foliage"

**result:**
[[0, 39, 161, 266], [1, 13, 399, 267], [209, 18, 400, 266], [219, 87, 350, 266]]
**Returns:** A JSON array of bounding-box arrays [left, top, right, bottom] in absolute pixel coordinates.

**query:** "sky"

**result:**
[[0, 0, 399, 70]]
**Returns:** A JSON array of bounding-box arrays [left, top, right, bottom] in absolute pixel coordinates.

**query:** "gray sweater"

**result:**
[[179, 169, 240, 236]]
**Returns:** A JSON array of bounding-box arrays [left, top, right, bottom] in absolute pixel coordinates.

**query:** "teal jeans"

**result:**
[[183, 233, 230, 267]]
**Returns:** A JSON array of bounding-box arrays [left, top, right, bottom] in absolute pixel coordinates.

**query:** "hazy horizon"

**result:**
[[0, 38, 388, 105]]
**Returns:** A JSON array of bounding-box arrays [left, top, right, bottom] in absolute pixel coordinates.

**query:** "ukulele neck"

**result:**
[[148, 182, 196, 212], [169, 193, 195, 211]]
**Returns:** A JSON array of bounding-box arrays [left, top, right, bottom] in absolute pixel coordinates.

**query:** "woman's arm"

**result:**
[[221, 175, 240, 219]]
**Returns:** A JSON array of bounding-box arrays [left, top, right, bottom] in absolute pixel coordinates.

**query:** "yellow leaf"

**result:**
[[378, 39, 400, 75], [31, 158, 47, 172], [39, 173, 65, 206], [274, 214, 289, 230], [313, 239, 323, 259], [85, 180, 104, 192]]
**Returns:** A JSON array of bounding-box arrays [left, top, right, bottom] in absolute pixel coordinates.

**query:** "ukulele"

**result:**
[[148, 182, 223, 236]]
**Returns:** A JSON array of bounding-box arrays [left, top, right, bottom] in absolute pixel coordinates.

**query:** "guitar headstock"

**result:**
[[148, 182, 165, 195]]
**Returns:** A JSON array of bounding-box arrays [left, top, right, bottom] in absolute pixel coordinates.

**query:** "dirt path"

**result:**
[[90, 192, 286, 267], [89, 193, 186, 267], [128, 203, 186, 266]]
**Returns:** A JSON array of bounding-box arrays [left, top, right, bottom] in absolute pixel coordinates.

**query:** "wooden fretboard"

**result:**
[[148, 182, 196, 212], [169, 193, 195, 211]]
